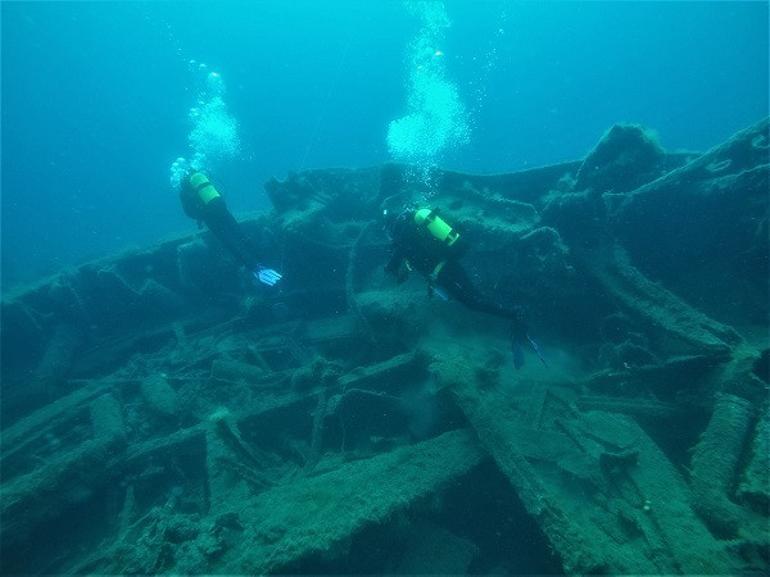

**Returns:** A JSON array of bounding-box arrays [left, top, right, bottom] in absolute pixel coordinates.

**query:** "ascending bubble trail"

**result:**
[[170, 62, 241, 191], [138, 7, 241, 190], [386, 1, 470, 193]]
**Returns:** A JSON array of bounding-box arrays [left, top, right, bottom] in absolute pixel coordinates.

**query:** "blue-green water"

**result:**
[[2, 1, 767, 288], [1, 3, 769, 575]]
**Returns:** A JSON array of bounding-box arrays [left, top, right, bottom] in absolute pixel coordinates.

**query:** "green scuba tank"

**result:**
[[414, 208, 459, 246], [188, 172, 221, 205]]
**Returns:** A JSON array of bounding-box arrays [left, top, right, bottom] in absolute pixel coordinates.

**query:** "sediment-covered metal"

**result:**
[[1, 119, 767, 574]]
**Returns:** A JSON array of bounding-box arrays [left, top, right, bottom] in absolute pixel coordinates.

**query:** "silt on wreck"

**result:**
[[0, 118, 768, 575]]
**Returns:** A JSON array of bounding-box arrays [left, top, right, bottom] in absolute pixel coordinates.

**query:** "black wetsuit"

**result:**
[[385, 209, 527, 330], [180, 176, 260, 271]]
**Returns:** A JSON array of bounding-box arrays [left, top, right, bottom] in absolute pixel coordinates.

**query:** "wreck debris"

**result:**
[[579, 243, 741, 356], [0, 390, 128, 551], [737, 401, 770, 512], [431, 341, 734, 575], [574, 124, 669, 194], [690, 393, 756, 537], [345, 221, 377, 346], [140, 374, 179, 418], [0, 119, 767, 575], [31, 324, 84, 398], [610, 117, 770, 326], [576, 394, 679, 419], [225, 429, 484, 574]]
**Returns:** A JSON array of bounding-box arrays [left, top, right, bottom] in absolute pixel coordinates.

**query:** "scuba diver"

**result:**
[[180, 172, 282, 286], [383, 205, 546, 369]]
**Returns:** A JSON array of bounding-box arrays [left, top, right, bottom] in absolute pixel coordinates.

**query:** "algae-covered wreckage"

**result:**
[[1, 119, 768, 575]]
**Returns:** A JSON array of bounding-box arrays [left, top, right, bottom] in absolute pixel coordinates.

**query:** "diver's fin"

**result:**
[[433, 285, 449, 301], [510, 319, 526, 369], [253, 266, 282, 287], [527, 334, 548, 367], [427, 283, 450, 301], [511, 338, 525, 369]]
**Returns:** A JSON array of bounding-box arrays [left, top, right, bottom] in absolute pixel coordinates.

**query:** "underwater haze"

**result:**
[[1, 0, 767, 290], [1, 2, 770, 576]]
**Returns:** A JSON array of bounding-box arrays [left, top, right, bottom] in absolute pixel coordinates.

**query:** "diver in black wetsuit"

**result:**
[[383, 206, 545, 369], [180, 172, 282, 286]]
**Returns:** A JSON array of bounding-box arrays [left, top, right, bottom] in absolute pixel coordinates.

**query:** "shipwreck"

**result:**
[[1, 118, 768, 575]]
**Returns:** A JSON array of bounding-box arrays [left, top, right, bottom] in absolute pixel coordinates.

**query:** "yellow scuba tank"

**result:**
[[414, 208, 459, 246], [189, 172, 221, 205]]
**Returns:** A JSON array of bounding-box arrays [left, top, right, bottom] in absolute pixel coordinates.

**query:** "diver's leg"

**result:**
[[204, 200, 259, 270], [437, 261, 517, 319], [438, 261, 534, 368]]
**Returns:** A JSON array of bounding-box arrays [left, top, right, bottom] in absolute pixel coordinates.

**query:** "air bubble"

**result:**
[[387, 1, 469, 182]]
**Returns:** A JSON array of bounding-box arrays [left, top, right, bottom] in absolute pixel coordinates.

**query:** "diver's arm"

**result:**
[[385, 246, 409, 284], [385, 250, 402, 275]]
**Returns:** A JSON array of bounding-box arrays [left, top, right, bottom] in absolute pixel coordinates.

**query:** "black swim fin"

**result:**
[[510, 317, 547, 369], [527, 334, 548, 367], [511, 339, 525, 369], [510, 319, 526, 370]]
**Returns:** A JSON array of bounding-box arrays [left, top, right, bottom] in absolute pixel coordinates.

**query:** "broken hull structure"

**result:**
[[1, 119, 768, 574]]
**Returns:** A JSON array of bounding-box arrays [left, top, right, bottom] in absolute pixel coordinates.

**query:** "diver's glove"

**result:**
[[253, 265, 282, 287]]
